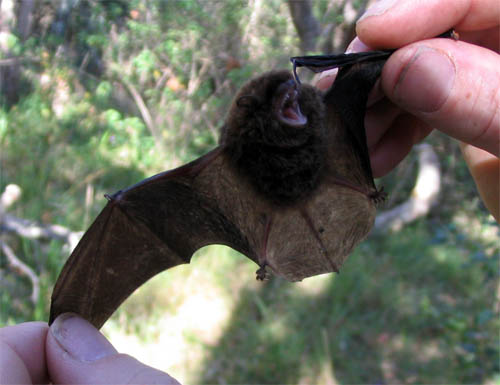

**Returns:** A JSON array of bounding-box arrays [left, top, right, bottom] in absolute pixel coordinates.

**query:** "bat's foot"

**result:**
[[369, 186, 387, 205], [256, 264, 270, 281]]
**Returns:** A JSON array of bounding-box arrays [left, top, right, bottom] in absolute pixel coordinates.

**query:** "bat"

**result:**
[[51, 34, 453, 328], [49, 64, 384, 329]]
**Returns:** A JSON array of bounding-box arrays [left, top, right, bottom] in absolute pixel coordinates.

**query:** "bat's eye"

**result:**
[[236, 95, 259, 109]]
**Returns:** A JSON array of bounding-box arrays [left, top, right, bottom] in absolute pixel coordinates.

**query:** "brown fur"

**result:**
[[220, 71, 326, 205]]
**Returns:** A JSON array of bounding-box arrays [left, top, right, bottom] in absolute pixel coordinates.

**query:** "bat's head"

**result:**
[[220, 70, 328, 205], [220, 70, 325, 148]]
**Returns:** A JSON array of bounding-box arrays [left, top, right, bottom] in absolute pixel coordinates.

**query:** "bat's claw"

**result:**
[[256, 264, 270, 281], [369, 186, 387, 205]]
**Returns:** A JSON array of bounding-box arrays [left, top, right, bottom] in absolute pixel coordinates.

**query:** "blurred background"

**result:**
[[0, 0, 498, 383]]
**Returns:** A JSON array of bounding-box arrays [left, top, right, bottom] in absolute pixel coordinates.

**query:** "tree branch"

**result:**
[[287, 0, 320, 53], [1, 213, 83, 252], [121, 79, 164, 150], [0, 184, 83, 305], [0, 240, 39, 304], [1, 184, 83, 251], [375, 144, 441, 232]]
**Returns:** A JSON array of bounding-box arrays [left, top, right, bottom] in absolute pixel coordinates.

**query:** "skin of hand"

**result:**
[[316, 0, 499, 222], [0, 315, 179, 384]]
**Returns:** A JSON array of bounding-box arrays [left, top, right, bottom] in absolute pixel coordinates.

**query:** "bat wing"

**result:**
[[49, 148, 263, 328], [292, 52, 390, 189], [328, 57, 388, 189], [50, 143, 377, 328], [293, 52, 389, 193]]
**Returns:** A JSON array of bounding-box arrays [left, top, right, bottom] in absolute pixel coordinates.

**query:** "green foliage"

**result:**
[[132, 49, 157, 76], [95, 81, 112, 103], [0, 33, 21, 56], [0, 110, 7, 139]]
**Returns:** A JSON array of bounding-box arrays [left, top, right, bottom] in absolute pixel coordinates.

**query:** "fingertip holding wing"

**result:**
[[291, 51, 392, 85]]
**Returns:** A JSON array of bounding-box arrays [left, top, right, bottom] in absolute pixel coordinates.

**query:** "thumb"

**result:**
[[381, 38, 500, 156], [46, 313, 179, 384]]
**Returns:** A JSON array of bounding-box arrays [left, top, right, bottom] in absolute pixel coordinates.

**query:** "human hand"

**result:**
[[317, 0, 499, 221], [0, 314, 179, 384]]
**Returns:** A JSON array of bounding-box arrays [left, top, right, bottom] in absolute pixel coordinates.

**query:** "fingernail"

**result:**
[[315, 69, 338, 91], [50, 313, 117, 362], [358, 0, 398, 22], [346, 38, 370, 54], [393, 46, 455, 112]]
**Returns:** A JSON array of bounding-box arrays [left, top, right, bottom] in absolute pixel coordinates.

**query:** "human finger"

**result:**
[[315, 38, 374, 90], [356, 0, 500, 48], [46, 313, 180, 384], [365, 92, 402, 149], [460, 143, 500, 222], [369, 113, 432, 177], [380, 38, 500, 156], [0, 322, 49, 384]]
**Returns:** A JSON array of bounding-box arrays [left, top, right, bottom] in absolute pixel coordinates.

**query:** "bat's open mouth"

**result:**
[[274, 79, 307, 127]]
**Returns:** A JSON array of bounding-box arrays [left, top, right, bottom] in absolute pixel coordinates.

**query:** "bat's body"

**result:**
[[50, 53, 388, 329]]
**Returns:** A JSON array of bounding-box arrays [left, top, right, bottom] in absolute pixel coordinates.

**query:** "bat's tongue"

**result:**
[[276, 80, 307, 127]]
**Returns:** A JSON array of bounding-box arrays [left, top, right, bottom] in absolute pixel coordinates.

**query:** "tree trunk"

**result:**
[[287, 0, 320, 53], [17, 0, 36, 41]]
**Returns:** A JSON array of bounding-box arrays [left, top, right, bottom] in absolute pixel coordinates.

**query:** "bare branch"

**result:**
[[122, 79, 164, 149], [0, 57, 19, 66], [0, 240, 39, 304], [1, 213, 83, 251], [1, 184, 83, 250], [0, 185, 82, 304], [242, 0, 263, 46], [0, 57, 41, 66], [0, 184, 21, 210], [375, 144, 441, 232]]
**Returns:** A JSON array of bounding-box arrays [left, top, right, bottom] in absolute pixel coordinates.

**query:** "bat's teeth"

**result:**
[[282, 90, 299, 110], [275, 81, 307, 126], [283, 93, 290, 106]]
